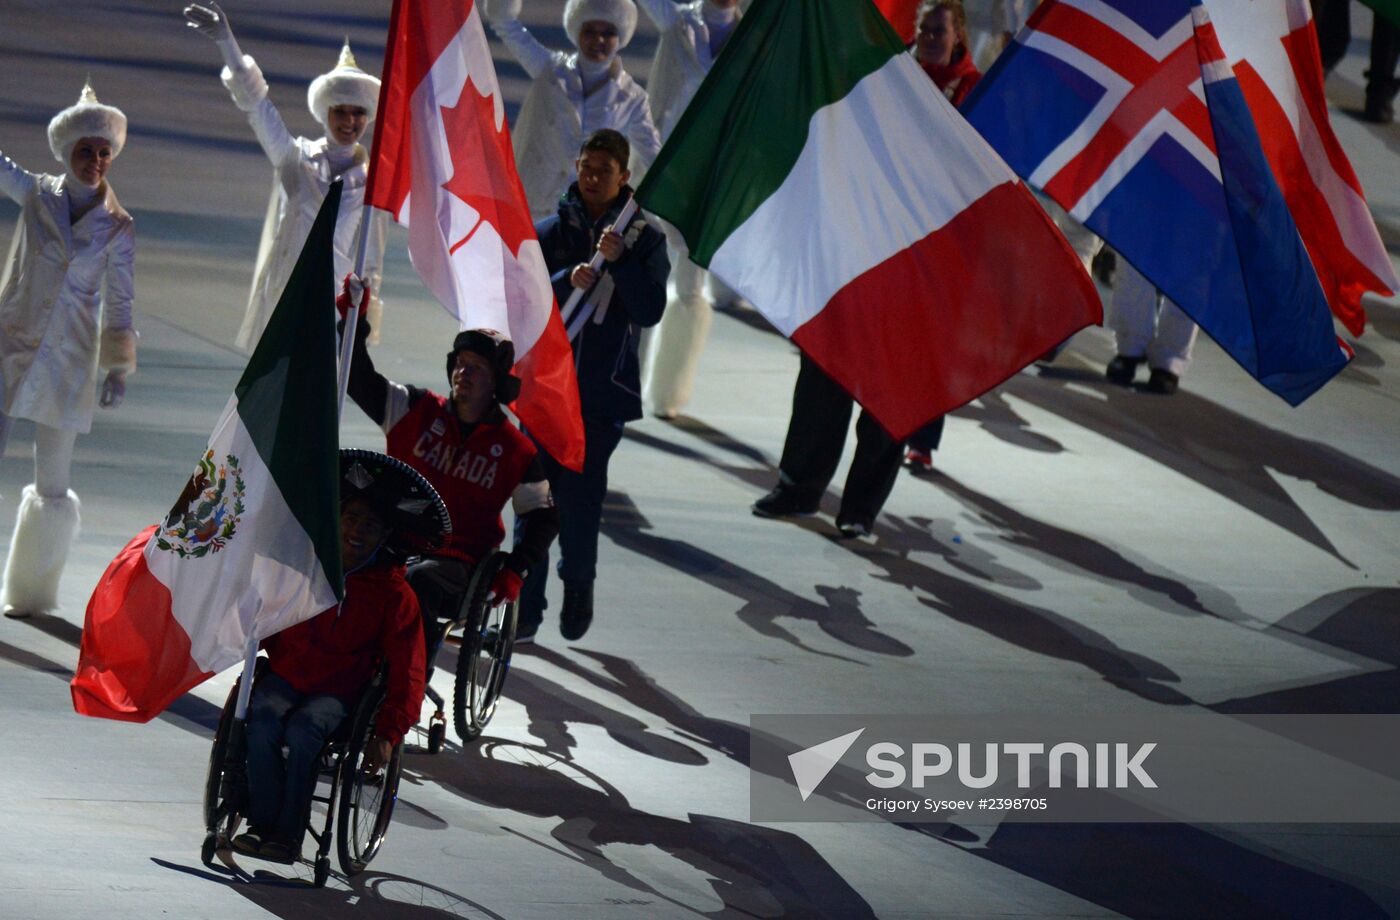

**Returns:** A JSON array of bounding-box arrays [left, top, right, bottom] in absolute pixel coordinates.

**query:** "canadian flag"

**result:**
[[1198, 1, 1395, 335], [366, 0, 585, 469]]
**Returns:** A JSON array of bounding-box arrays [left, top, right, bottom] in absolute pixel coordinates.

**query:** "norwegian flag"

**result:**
[[965, 0, 1358, 405], [1202, 0, 1397, 337], [366, 0, 584, 469]]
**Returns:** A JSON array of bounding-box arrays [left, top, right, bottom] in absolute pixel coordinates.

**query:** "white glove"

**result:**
[[483, 0, 523, 25], [184, 2, 244, 68], [99, 371, 126, 409]]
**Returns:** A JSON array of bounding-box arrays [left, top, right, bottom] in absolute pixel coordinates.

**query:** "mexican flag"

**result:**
[[636, 0, 1101, 439], [71, 184, 345, 722]]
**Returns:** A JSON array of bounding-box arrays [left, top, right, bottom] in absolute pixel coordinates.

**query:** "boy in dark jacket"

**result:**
[[523, 128, 669, 640]]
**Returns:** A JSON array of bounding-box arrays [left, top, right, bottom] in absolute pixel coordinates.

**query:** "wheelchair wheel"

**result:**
[[201, 676, 248, 862], [452, 552, 518, 742], [427, 718, 446, 755], [335, 720, 403, 876]]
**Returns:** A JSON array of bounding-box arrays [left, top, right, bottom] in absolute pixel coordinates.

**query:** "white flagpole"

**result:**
[[558, 197, 639, 327]]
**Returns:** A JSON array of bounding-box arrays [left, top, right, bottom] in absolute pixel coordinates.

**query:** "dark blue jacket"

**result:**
[[534, 184, 669, 423]]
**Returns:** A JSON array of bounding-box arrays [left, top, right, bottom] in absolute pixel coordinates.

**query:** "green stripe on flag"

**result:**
[[1359, 0, 1400, 27], [635, 0, 906, 267], [234, 181, 344, 598]]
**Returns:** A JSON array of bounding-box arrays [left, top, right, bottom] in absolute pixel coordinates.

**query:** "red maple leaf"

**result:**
[[439, 77, 535, 256]]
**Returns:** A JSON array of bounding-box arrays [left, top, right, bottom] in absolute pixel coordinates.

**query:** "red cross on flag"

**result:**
[[1022, 6, 1224, 219], [366, 0, 584, 470]]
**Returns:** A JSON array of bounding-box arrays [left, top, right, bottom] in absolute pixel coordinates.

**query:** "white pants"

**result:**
[[0, 415, 77, 497], [1109, 261, 1198, 376], [645, 223, 715, 416]]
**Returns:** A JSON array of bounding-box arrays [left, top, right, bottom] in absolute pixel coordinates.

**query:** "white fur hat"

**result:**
[[564, 0, 638, 49], [306, 41, 381, 128], [47, 80, 127, 163]]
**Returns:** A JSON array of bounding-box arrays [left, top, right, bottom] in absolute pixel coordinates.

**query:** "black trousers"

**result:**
[[1313, 0, 1399, 100], [777, 353, 903, 526]]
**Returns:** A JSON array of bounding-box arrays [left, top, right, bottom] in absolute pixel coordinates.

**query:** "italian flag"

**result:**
[[636, 0, 1102, 439], [71, 185, 345, 722]]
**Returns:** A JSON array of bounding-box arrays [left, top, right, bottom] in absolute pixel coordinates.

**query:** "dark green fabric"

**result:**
[[234, 181, 344, 598], [635, 0, 903, 266]]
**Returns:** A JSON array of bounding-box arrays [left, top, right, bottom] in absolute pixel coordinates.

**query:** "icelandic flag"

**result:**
[[964, 0, 1353, 405]]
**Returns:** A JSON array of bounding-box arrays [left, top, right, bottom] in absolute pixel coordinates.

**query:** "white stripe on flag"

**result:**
[[708, 54, 1012, 336]]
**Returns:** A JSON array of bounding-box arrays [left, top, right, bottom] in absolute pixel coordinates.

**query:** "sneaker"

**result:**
[[231, 830, 266, 857], [1146, 368, 1180, 395], [513, 621, 537, 645], [836, 517, 873, 539], [904, 449, 933, 473], [1105, 355, 1142, 386], [560, 584, 594, 641], [257, 838, 297, 864], [751, 486, 819, 518]]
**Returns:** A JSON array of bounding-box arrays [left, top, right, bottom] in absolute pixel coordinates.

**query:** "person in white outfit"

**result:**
[[0, 82, 136, 619], [184, 2, 387, 352], [484, 0, 662, 221], [1105, 260, 1198, 395], [636, 0, 743, 418]]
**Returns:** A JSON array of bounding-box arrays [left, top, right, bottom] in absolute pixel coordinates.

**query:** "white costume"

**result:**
[[217, 43, 387, 351], [0, 83, 137, 617], [635, 0, 743, 417], [1110, 260, 1198, 377], [486, 0, 662, 220]]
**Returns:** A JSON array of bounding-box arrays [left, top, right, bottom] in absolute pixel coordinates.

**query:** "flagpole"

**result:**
[[558, 197, 639, 326], [335, 204, 375, 421]]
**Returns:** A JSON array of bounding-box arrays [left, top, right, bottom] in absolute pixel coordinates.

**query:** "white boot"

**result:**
[[1, 486, 81, 618]]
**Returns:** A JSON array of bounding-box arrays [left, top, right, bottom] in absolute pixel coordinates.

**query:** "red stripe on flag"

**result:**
[[1234, 60, 1392, 337], [512, 324, 586, 470], [367, 0, 477, 214], [874, 0, 922, 43], [791, 182, 1102, 440], [70, 527, 213, 722]]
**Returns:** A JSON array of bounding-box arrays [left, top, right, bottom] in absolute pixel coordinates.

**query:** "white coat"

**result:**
[[492, 19, 662, 220], [639, 0, 732, 140], [0, 153, 134, 433], [234, 94, 386, 352]]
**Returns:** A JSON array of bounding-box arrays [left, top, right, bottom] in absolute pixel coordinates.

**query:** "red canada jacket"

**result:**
[[263, 559, 425, 746]]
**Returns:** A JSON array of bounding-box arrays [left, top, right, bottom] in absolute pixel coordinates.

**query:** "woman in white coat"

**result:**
[[184, 2, 387, 351], [484, 0, 662, 221], [637, 0, 743, 419], [0, 82, 136, 619]]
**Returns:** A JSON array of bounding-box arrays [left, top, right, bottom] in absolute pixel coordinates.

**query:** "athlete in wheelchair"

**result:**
[[202, 448, 450, 884], [341, 276, 559, 745]]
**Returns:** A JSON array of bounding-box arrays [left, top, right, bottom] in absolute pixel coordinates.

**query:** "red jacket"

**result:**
[[263, 560, 425, 746], [923, 53, 982, 108]]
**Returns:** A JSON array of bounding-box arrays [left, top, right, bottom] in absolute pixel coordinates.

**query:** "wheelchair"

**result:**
[[420, 549, 520, 751], [201, 657, 404, 887]]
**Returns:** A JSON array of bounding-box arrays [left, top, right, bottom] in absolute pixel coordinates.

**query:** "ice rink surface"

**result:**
[[1, 1, 1398, 917]]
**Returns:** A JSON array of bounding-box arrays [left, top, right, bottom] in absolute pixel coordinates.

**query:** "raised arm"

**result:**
[[635, 0, 684, 32], [0, 150, 38, 205], [184, 2, 298, 166], [483, 0, 557, 80]]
